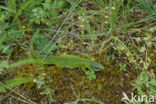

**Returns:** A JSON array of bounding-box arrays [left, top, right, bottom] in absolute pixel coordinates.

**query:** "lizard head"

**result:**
[[88, 61, 104, 71]]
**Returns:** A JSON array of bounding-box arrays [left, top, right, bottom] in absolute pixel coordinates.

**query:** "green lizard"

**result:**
[[30, 30, 104, 80]]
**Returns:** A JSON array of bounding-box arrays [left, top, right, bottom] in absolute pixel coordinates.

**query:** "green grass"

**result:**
[[0, 0, 155, 103]]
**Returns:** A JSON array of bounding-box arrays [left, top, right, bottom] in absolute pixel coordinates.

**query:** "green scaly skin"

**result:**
[[30, 31, 104, 80]]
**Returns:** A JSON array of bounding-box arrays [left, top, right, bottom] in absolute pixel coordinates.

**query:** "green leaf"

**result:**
[[150, 79, 156, 86], [0, 61, 9, 72], [0, 84, 6, 92], [0, 6, 16, 13], [0, 77, 33, 92], [5, 77, 33, 88], [34, 34, 57, 54], [52, 1, 64, 9], [0, 34, 6, 45], [43, 0, 52, 10]]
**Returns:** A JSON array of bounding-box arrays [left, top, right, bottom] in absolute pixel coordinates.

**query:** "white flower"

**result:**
[[105, 7, 109, 9], [22, 26, 25, 28], [37, 16, 40, 18], [32, 9, 37, 12], [78, 16, 82, 20], [33, 79, 37, 83], [112, 7, 116, 10], [104, 21, 108, 24], [81, 18, 85, 22], [105, 16, 109, 18], [80, 25, 84, 28], [42, 73, 46, 76]]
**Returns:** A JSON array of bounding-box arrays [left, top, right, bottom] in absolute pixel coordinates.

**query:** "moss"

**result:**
[[14, 61, 134, 104]]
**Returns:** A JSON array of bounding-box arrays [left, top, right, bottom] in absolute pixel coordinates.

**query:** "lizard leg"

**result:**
[[82, 67, 96, 80]]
